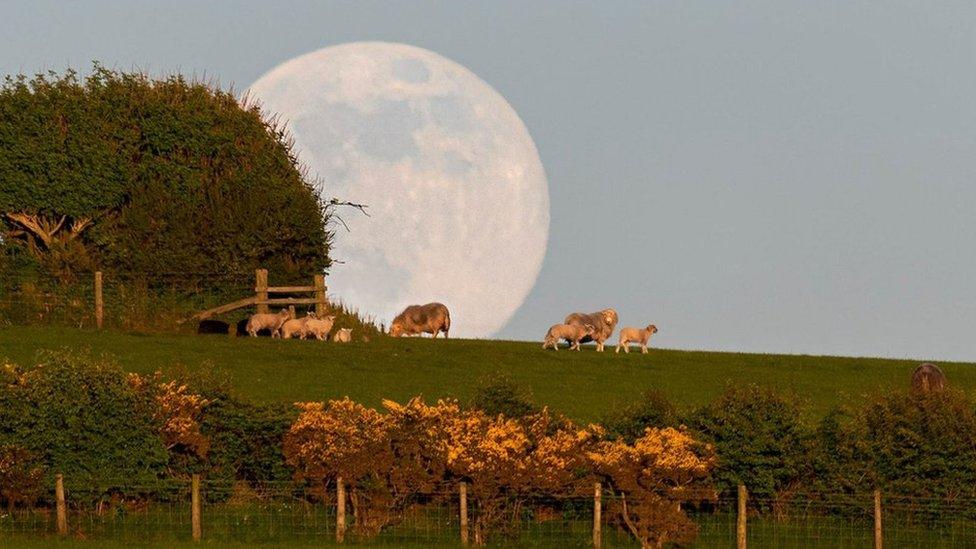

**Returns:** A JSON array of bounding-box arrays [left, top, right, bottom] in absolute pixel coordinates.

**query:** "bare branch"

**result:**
[[328, 198, 370, 217]]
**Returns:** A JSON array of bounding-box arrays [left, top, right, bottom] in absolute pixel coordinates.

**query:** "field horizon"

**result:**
[[2, 326, 973, 423]]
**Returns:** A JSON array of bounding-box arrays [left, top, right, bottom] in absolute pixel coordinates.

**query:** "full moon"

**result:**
[[248, 42, 549, 337]]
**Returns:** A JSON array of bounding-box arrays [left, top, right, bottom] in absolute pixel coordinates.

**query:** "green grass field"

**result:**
[[2, 326, 972, 423]]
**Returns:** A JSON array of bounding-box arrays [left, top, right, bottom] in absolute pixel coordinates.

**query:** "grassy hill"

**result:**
[[1, 326, 972, 423]]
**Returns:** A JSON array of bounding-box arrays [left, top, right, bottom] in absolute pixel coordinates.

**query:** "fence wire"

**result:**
[[3, 479, 976, 547]]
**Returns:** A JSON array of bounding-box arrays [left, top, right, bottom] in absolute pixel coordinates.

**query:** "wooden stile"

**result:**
[[255, 269, 269, 314]]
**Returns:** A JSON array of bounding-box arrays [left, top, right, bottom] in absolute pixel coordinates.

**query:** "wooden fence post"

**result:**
[[336, 477, 346, 544], [55, 473, 67, 536], [459, 481, 469, 545], [191, 474, 202, 541], [737, 484, 747, 549], [255, 269, 269, 314], [874, 489, 882, 549], [94, 271, 104, 329], [314, 274, 327, 317], [593, 481, 602, 549]]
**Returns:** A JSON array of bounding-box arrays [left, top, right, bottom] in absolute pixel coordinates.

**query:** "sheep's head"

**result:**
[[601, 309, 618, 326], [277, 309, 291, 319], [646, 324, 658, 334], [389, 321, 404, 337]]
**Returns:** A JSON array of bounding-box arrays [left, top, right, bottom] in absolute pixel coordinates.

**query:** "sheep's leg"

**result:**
[[641, 345, 648, 354], [624, 342, 630, 354]]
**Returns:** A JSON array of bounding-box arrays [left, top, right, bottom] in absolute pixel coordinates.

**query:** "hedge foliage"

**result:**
[[2, 351, 975, 529], [0, 65, 331, 281]]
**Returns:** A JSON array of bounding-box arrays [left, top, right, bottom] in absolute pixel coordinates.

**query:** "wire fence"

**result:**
[[0, 269, 313, 333], [3, 477, 976, 547]]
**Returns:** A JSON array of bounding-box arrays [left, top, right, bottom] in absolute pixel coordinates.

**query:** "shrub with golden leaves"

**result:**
[[128, 373, 211, 459], [590, 427, 716, 548]]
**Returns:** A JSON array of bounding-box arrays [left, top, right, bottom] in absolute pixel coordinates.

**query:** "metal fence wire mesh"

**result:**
[[3, 478, 976, 547]]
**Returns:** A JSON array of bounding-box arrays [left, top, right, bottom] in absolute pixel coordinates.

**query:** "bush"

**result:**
[[601, 390, 678, 443], [688, 384, 809, 503], [0, 351, 168, 496], [810, 390, 976, 511], [0, 65, 331, 280], [469, 374, 539, 418]]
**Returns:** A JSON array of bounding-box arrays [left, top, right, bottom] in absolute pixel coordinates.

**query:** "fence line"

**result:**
[[4, 474, 976, 547], [0, 268, 330, 333]]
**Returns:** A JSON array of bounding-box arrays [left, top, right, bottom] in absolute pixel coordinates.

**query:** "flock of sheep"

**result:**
[[243, 301, 657, 353], [245, 309, 353, 342], [544, 308, 658, 353]]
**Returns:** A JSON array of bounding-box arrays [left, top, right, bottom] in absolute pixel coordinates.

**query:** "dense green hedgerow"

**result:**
[[0, 65, 331, 281], [687, 385, 809, 504], [0, 351, 168, 495]]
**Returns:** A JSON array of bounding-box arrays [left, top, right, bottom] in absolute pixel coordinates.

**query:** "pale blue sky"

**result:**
[[4, 1, 976, 360]]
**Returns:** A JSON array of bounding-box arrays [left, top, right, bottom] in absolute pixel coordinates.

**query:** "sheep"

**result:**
[[333, 328, 353, 343], [615, 324, 659, 354], [543, 323, 596, 351], [304, 315, 336, 341], [245, 309, 291, 338], [389, 303, 451, 338], [280, 312, 316, 340], [564, 309, 618, 352]]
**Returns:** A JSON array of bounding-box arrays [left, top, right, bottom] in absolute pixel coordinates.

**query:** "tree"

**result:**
[[0, 65, 330, 280]]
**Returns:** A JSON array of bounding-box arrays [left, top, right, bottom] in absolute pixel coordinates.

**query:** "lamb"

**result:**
[[245, 309, 291, 338], [333, 328, 353, 343], [389, 303, 451, 338], [304, 315, 336, 341], [564, 309, 618, 352], [615, 324, 658, 354], [543, 323, 596, 351], [280, 312, 316, 340]]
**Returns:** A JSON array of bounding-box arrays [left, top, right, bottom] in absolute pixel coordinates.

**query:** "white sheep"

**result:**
[[280, 312, 316, 340], [245, 309, 291, 338], [304, 315, 336, 341], [543, 323, 595, 351], [615, 324, 658, 354], [333, 328, 353, 343]]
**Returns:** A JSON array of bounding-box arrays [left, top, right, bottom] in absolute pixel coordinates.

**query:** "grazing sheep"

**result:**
[[615, 324, 659, 354], [280, 312, 316, 340], [911, 363, 947, 393], [564, 309, 619, 352], [304, 315, 336, 341], [246, 309, 291, 338], [543, 323, 596, 351], [390, 303, 451, 338], [333, 328, 353, 343]]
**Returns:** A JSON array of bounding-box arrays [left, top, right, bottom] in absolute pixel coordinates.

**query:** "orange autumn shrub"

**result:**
[[590, 427, 716, 548], [128, 373, 211, 459]]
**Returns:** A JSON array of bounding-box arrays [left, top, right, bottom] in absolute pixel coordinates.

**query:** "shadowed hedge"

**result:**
[[0, 64, 331, 282]]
